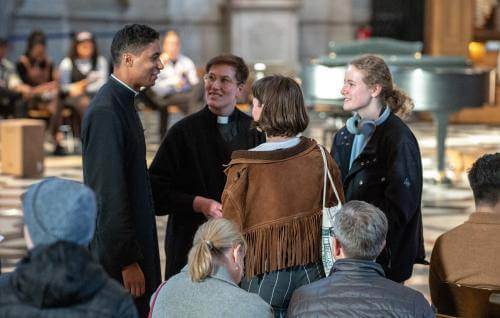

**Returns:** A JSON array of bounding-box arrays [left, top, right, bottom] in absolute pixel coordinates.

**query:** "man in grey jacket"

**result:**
[[288, 200, 434, 318]]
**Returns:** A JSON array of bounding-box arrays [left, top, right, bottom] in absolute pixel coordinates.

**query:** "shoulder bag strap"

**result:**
[[318, 145, 342, 208], [148, 280, 168, 318]]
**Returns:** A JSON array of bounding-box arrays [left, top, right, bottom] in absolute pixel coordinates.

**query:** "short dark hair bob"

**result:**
[[252, 75, 309, 137]]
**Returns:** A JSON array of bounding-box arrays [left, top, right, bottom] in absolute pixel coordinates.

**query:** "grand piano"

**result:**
[[302, 38, 495, 181]]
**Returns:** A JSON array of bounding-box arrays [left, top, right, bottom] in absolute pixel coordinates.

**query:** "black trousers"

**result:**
[[241, 261, 325, 317]]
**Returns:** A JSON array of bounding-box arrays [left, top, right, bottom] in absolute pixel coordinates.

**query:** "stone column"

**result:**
[[226, 0, 302, 75], [299, 0, 361, 61], [125, 0, 167, 21]]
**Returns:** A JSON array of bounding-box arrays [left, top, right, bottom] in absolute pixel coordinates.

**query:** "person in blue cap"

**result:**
[[0, 177, 138, 317]]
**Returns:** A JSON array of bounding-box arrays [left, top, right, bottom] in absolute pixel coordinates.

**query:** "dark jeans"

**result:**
[[63, 93, 94, 138], [241, 261, 325, 317]]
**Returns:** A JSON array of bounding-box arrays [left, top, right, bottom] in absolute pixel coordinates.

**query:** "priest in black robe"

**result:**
[[82, 25, 162, 317], [149, 54, 264, 279]]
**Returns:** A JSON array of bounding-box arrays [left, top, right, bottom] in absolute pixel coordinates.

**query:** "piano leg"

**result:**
[[432, 111, 452, 184]]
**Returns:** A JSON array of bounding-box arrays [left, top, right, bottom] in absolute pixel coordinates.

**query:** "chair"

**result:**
[[435, 282, 500, 318]]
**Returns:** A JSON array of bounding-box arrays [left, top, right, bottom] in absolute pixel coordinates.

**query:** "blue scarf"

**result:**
[[349, 106, 391, 170]]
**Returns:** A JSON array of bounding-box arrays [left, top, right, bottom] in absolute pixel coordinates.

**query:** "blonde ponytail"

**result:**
[[188, 218, 246, 282], [188, 238, 215, 282]]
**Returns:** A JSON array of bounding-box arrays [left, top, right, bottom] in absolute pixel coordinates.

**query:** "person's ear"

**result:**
[[232, 244, 242, 264], [23, 225, 34, 250], [235, 83, 244, 97], [123, 53, 134, 68], [370, 84, 382, 98], [333, 237, 342, 258]]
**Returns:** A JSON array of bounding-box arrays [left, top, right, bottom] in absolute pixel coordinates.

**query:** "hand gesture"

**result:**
[[193, 196, 223, 219], [122, 262, 145, 298]]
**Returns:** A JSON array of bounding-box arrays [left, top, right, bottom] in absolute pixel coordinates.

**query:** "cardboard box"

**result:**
[[0, 119, 45, 177]]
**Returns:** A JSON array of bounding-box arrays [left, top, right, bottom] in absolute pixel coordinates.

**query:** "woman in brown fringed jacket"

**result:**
[[221, 75, 344, 317]]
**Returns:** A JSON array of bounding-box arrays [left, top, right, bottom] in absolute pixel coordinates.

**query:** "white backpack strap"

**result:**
[[319, 144, 328, 209], [318, 145, 342, 208]]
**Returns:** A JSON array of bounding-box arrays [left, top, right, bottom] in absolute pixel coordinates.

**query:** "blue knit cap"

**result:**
[[22, 177, 97, 246]]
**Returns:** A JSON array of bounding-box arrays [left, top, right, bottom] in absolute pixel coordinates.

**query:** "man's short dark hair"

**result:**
[[111, 24, 159, 65], [205, 54, 249, 84], [0, 38, 8, 47], [468, 153, 500, 207]]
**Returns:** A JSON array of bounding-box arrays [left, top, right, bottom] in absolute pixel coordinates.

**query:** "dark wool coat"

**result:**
[[82, 76, 161, 315], [0, 242, 138, 318], [331, 112, 426, 282], [149, 106, 264, 279], [288, 259, 434, 318]]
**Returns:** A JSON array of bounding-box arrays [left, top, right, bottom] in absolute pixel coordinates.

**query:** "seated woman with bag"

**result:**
[[221, 75, 345, 316], [149, 218, 272, 318]]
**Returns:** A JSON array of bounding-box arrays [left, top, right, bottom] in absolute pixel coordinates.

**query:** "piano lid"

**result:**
[[303, 39, 495, 112], [302, 63, 495, 112]]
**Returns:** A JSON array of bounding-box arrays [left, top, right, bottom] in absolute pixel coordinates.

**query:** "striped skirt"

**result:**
[[240, 261, 325, 317]]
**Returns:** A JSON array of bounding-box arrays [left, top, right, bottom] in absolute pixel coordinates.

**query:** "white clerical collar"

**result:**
[[111, 74, 139, 96], [217, 116, 229, 124]]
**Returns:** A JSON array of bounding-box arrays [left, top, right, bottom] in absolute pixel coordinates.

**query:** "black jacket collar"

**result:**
[[337, 112, 397, 182], [11, 241, 107, 308], [329, 259, 386, 278]]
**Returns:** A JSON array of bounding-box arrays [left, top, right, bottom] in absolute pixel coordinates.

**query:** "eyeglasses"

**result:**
[[203, 73, 238, 87]]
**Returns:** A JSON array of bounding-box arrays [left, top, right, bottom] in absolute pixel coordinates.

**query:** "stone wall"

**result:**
[[3, 0, 369, 70]]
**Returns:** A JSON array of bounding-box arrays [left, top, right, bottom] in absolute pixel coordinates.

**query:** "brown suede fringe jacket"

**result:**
[[222, 137, 344, 279]]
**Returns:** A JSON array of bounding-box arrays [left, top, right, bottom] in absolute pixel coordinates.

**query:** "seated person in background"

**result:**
[[146, 30, 200, 137], [430, 153, 500, 303], [0, 38, 30, 118], [16, 30, 64, 155], [59, 31, 108, 137], [149, 218, 272, 318], [0, 177, 138, 317], [288, 200, 434, 318]]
